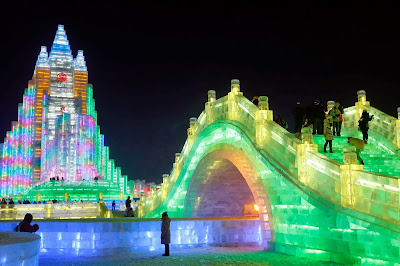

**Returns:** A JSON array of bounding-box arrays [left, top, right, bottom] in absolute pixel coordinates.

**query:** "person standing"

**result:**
[[161, 211, 171, 256], [251, 96, 259, 108], [125, 196, 132, 210], [348, 137, 365, 165], [293, 102, 304, 133], [338, 103, 344, 136], [112, 200, 116, 211], [311, 100, 325, 135], [358, 110, 373, 143], [329, 102, 342, 136], [323, 114, 334, 153]]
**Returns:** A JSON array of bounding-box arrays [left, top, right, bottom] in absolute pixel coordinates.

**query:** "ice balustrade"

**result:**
[[137, 80, 400, 228], [0, 232, 40, 266], [0, 217, 261, 257], [0, 202, 111, 220]]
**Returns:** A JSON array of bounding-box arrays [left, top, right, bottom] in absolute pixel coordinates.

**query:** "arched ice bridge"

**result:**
[[137, 79, 400, 264]]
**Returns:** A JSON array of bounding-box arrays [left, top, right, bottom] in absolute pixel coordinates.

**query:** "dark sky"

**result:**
[[0, 2, 399, 183]]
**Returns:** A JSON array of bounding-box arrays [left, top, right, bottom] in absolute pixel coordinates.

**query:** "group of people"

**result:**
[[324, 109, 373, 165], [50, 176, 64, 181], [293, 100, 344, 136], [292, 100, 374, 165]]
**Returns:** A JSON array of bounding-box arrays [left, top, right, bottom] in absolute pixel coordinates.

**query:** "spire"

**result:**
[[74, 50, 87, 72], [35, 46, 50, 69], [49, 24, 73, 59]]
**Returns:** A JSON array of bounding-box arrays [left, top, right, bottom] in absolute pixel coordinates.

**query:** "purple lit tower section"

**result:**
[[0, 25, 129, 198]]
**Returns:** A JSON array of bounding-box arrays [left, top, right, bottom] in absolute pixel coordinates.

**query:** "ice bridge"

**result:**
[[136, 79, 400, 264]]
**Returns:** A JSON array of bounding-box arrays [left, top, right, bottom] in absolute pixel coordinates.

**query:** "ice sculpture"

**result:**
[[136, 80, 400, 264], [0, 25, 128, 200]]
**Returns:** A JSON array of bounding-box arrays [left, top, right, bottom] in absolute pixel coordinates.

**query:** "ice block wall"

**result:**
[[0, 202, 111, 220], [0, 218, 261, 257], [0, 232, 40, 266]]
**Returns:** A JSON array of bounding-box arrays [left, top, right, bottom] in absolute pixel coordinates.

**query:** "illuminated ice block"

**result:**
[[0, 232, 40, 266]]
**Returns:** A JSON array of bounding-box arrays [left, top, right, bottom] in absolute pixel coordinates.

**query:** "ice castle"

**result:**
[[0, 25, 129, 200]]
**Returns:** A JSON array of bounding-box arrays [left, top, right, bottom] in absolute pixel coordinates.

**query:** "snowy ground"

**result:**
[[39, 246, 343, 265]]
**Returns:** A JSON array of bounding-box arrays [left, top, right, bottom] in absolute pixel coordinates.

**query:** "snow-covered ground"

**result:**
[[39, 246, 342, 265]]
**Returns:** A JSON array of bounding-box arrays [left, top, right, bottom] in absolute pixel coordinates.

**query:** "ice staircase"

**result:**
[[313, 130, 400, 177]]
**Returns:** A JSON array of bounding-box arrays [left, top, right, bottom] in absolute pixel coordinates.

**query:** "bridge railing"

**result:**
[[342, 90, 400, 151]]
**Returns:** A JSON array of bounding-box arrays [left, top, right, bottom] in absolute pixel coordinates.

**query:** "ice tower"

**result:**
[[0, 25, 129, 200]]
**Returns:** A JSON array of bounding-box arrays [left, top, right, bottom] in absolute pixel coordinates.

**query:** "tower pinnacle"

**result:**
[[74, 50, 87, 72], [49, 24, 72, 59], [35, 46, 50, 69]]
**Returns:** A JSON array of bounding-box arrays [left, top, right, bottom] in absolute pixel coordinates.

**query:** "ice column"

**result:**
[[205, 90, 216, 126], [396, 107, 400, 149], [187, 118, 197, 150], [296, 127, 317, 186], [355, 90, 370, 125], [340, 146, 363, 207], [255, 96, 273, 147], [228, 79, 242, 121]]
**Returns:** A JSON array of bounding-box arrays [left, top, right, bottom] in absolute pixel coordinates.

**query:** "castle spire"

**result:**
[[35, 46, 50, 69], [74, 50, 87, 72], [49, 24, 73, 59]]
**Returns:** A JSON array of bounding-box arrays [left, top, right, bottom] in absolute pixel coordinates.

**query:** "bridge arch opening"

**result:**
[[183, 147, 274, 248]]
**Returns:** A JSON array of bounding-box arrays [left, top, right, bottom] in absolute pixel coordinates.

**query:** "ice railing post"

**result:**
[[396, 107, 400, 149], [296, 127, 318, 186], [228, 79, 243, 121], [355, 90, 370, 125], [205, 90, 216, 126], [340, 146, 363, 208], [161, 174, 169, 201], [187, 118, 197, 149], [255, 96, 273, 147]]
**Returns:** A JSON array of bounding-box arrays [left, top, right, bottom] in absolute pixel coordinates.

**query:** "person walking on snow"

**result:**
[[358, 110, 373, 143], [323, 114, 334, 153], [161, 211, 171, 256], [348, 137, 365, 165]]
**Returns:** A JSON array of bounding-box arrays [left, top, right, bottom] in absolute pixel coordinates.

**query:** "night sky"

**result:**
[[0, 2, 399, 184]]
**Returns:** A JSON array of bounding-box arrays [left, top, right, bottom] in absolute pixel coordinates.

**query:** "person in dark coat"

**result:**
[[14, 213, 39, 233], [112, 200, 116, 211], [125, 196, 131, 210], [358, 110, 373, 143], [251, 96, 259, 107], [323, 114, 334, 153], [161, 211, 171, 256], [292, 102, 304, 133], [311, 100, 325, 135]]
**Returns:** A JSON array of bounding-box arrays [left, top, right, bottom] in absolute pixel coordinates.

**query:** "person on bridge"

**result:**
[[358, 110, 374, 144], [348, 137, 365, 165], [311, 99, 325, 135], [251, 96, 259, 108], [14, 213, 39, 233], [323, 114, 334, 153], [293, 102, 304, 133], [329, 102, 342, 136], [161, 211, 171, 256]]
